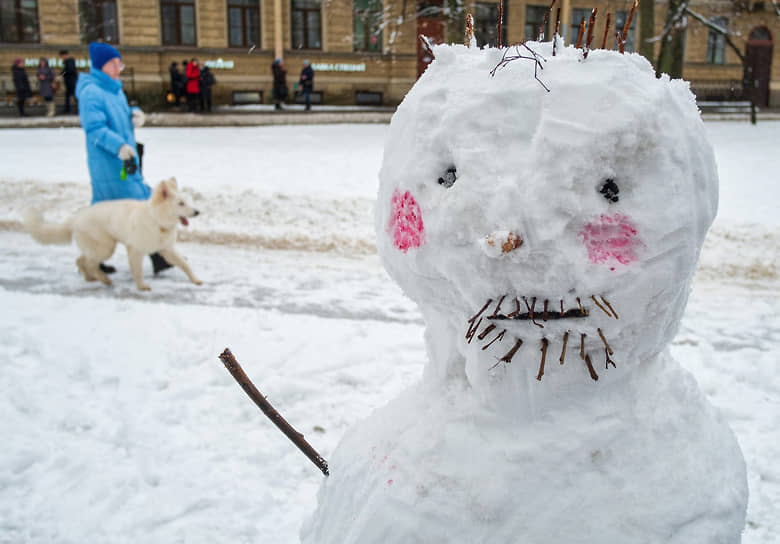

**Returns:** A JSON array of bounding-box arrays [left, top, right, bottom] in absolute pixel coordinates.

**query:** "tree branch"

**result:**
[[218, 348, 330, 477], [684, 6, 744, 62]]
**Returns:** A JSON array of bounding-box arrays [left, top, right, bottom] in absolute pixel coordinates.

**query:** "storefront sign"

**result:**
[[311, 63, 366, 72], [203, 58, 235, 70], [25, 58, 89, 68]]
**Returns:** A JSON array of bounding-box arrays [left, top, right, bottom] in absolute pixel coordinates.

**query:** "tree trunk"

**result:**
[[639, 0, 656, 67], [656, 0, 686, 78]]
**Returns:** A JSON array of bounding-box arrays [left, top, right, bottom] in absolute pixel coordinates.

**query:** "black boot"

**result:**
[[150, 252, 173, 275], [99, 263, 117, 274]]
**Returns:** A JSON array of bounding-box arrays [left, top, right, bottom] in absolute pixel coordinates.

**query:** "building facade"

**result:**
[[1, 0, 777, 107]]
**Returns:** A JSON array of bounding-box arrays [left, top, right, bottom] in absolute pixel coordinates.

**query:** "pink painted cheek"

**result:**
[[388, 189, 425, 252], [579, 213, 643, 269]]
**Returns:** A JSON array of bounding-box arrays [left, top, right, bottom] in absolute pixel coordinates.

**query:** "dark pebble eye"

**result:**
[[438, 167, 457, 188], [599, 179, 619, 203]]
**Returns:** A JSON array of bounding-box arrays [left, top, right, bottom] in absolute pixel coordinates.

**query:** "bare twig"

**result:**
[[478, 323, 497, 340], [497, 0, 504, 48], [591, 295, 613, 318], [489, 43, 550, 91], [597, 327, 614, 355], [419, 35, 435, 59], [537, 338, 549, 381], [482, 329, 506, 350], [583, 8, 598, 58], [538, 0, 556, 41], [575, 17, 586, 48], [601, 12, 611, 49], [559, 331, 569, 364], [218, 348, 329, 476], [585, 353, 599, 380], [499, 338, 523, 363], [618, 0, 639, 54], [465, 13, 475, 46], [600, 296, 619, 319]]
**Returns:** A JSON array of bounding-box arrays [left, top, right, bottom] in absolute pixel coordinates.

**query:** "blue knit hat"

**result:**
[[89, 42, 121, 70]]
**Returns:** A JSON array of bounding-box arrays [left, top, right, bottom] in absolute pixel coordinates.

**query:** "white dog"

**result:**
[[23, 177, 202, 291]]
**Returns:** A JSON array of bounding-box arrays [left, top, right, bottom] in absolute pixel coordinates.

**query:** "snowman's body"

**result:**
[[302, 42, 747, 543]]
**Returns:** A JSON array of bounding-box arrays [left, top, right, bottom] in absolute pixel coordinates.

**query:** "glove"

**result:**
[[132, 109, 146, 128], [118, 144, 136, 160]]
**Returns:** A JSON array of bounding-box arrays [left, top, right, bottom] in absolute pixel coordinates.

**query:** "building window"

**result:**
[[524, 5, 549, 41], [569, 7, 590, 45], [228, 0, 259, 47], [474, 2, 506, 47], [161, 0, 196, 45], [706, 17, 728, 64], [354, 0, 382, 52], [79, 0, 118, 43], [614, 10, 636, 52], [291, 0, 321, 49], [0, 0, 39, 42]]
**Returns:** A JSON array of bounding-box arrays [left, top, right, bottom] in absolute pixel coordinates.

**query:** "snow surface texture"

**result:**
[[0, 130, 777, 541], [303, 43, 748, 542]]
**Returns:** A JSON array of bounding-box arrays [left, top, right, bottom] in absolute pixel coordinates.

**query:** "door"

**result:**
[[417, 0, 445, 77], [745, 27, 773, 107]]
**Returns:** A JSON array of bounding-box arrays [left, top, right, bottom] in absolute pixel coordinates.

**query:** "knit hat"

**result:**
[[89, 42, 121, 70]]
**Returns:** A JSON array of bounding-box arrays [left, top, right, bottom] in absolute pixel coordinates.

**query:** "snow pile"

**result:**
[[303, 42, 747, 542]]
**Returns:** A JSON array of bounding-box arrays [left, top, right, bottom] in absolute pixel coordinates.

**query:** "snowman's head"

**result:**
[[376, 42, 717, 413]]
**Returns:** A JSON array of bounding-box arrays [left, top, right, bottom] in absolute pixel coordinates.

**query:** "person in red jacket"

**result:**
[[185, 58, 201, 112]]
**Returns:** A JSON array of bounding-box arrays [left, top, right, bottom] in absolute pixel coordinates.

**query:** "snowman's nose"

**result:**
[[483, 231, 524, 256]]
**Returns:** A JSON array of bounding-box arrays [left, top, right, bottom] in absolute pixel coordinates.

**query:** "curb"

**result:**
[[0, 110, 394, 129]]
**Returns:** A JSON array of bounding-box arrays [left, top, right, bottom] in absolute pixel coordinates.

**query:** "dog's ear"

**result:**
[[151, 179, 171, 203], [168, 177, 178, 189]]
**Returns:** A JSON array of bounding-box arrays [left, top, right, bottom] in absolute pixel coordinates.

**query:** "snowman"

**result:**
[[302, 34, 747, 543]]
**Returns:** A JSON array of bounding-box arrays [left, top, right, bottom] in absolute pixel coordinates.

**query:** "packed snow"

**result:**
[[0, 118, 778, 541]]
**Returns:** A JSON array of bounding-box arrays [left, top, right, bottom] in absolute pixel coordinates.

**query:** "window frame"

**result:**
[[0, 0, 40, 43], [290, 0, 322, 50], [473, 2, 506, 48], [96, 0, 119, 44], [705, 17, 728, 64], [524, 4, 549, 42], [228, 0, 260, 48], [160, 0, 197, 46], [353, 0, 383, 52]]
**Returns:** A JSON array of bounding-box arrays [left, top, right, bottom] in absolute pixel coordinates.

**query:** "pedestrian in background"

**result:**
[[199, 65, 215, 113], [185, 58, 201, 112], [169, 61, 184, 106], [298, 59, 314, 111], [76, 42, 172, 274], [37, 57, 56, 117], [271, 58, 288, 111], [11, 58, 31, 117], [60, 50, 78, 114]]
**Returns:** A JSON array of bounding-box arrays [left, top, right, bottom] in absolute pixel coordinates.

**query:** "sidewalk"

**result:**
[[1, 105, 778, 129], [0, 105, 395, 129]]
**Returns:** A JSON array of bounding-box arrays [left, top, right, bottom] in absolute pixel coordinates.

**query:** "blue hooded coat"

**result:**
[[76, 68, 150, 204]]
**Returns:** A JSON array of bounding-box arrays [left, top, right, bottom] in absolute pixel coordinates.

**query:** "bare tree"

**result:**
[[656, 0, 761, 124]]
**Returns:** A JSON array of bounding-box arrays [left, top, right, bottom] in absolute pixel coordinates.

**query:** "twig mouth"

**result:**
[[490, 307, 588, 321], [466, 295, 621, 381]]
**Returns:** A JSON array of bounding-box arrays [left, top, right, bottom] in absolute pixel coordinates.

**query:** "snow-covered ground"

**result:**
[[0, 122, 778, 543]]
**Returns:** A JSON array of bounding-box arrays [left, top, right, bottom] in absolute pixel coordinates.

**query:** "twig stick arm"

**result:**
[[219, 348, 330, 477]]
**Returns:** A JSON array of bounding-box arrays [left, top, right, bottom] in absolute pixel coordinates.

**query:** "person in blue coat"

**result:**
[[77, 42, 148, 204], [76, 42, 172, 274]]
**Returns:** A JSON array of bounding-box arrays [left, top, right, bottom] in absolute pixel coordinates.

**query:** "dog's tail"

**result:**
[[22, 209, 73, 245]]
